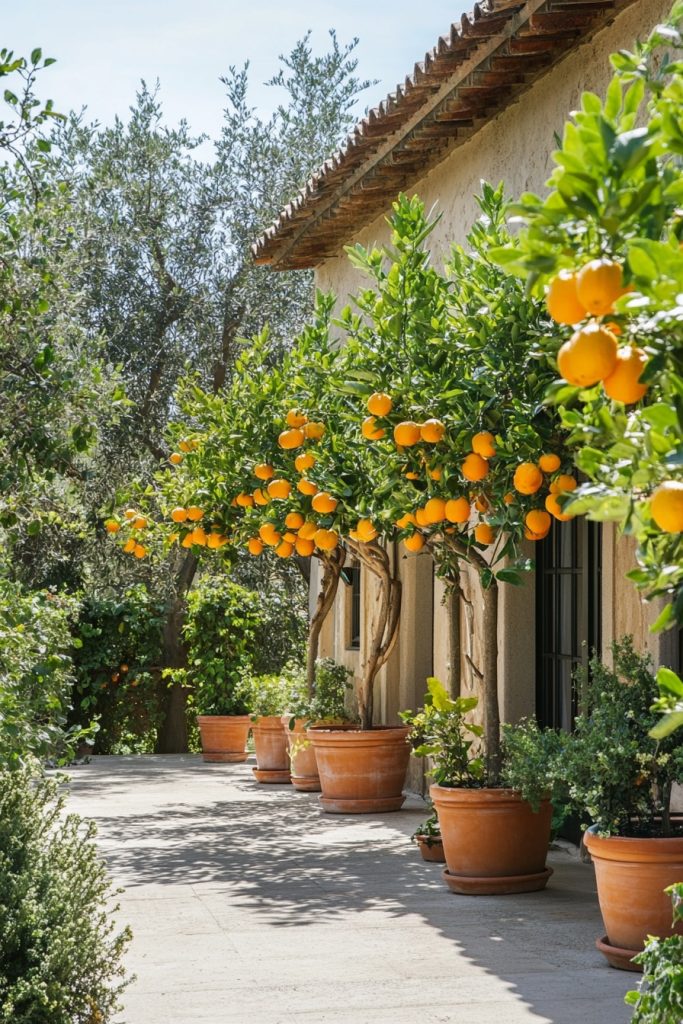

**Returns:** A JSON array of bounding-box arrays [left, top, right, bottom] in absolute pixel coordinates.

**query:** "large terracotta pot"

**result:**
[[196, 715, 251, 763], [584, 826, 683, 971], [430, 785, 553, 895], [309, 726, 411, 813], [251, 715, 291, 783]]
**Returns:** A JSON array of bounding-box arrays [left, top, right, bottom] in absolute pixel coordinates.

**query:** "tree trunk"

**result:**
[[447, 583, 461, 698], [306, 548, 345, 694], [481, 578, 501, 784], [155, 553, 197, 753]]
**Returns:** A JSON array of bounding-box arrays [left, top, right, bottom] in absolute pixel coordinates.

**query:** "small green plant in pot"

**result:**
[[246, 671, 297, 784], [284, 659, 355, 792], [412, 805, 445, 864], [625, 883, 683, 1023], [561, 638, 683, 969], [401, 678, 564, 895]]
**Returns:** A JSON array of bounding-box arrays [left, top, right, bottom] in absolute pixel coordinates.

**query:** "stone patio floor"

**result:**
[[66, 754, 637, 1024]]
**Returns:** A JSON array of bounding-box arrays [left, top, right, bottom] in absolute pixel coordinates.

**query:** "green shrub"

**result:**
[[501, 718, 570, 830], [626, 884, 683, 1023], [287, 658, 355, 723], [245, 670, 297, 717], [0, 768, 130, 1023]]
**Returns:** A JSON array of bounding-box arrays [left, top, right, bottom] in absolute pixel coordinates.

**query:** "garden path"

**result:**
[[67, 755, 635, 1024]]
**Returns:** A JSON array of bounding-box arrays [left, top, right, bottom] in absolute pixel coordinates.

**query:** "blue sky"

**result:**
[[5, 2, 468, 144]]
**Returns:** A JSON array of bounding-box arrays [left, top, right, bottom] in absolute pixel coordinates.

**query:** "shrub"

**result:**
[[287, 658, 355, 723], [244, 670, 297, 718], [0, 768, 130, 1023]]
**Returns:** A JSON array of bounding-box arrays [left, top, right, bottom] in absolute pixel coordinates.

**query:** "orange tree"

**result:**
[[336, 189, 570, 779], [491, 3, 683, 629]]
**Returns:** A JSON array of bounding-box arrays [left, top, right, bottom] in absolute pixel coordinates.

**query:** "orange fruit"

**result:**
[[186, 506, 204, 522], [278, 428, 304, 450], [262, 530, 282, 548], [132, 516, 148, 530], [503, 492, 515, 506], [525, 509, 551, 536], [362, 416, 385, 440], [123, 538, 136, 553], [295, 536, 315, 557], [297, 478, 318, 496], [304, 421, 325, 440], [404, 532, 425, 552], [295, 452, 315, 473], [424, 497, 446, 524], [312, 491, 338, 515], [259, 523, 278, 543], [546, 269, 587, 325], [428, 467, 442, 481], [445, 497, 470, 524], [367, 392, 392, 417], [461, 452, 489, 482], [650, 481, 683, 533], [235, 493, 254, 508], [298, 521, 318, 541], [576, 259, 623, 316], [405, 471, 419, 481], [282, 531, 297, 544], [285, 409, 307, 428], [557, 322, 618, 387], [420, 419, 446, 443], [474, 494, 489, 514], [472, 431, 496, 459], [538, 453, 561, 473], [181, 534, 194, 549], [356, 519, 378, 542], [414, 507, 430, 527], [247, 537, 263, 556], [513, 462, 543, 495], [395, 512, 417, 529], [268, 479, 291, 500], [169, 452, 183, 465], [314, 528, 338, 551], [551, 474, 578, 494], [170, 507, 188, 523], [254, 463, 274, 481], [524, 527, 546, 542], [275, 540, 294, 558], [253, 488, 270, 506], [602, 346, 648, 404], [207, 531, 224, 549], [545, 493, 573, 522], [285, 511, 304, 530], [474, 522, 495, 545], [105, 520, 120, 534], [190, 526, 207, 546], [394, 421, 421, 447], [133, 543, 147, 559], [124, 508, 137, 520]]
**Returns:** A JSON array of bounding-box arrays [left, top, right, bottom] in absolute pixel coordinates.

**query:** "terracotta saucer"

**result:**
[[595, 935, 642, 972]]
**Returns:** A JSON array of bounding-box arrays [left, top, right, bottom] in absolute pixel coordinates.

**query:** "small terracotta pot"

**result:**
[[584, 825, 683, 970], [430, 785, 553, 895], [252, 715, 291, 783], [415, 834, 446, 863], [281, 716, 320, 791], [310, 726, 411, 813], [196, 715, 251, 763]]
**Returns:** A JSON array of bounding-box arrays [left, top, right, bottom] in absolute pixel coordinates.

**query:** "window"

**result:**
[[345, 564, 361, 650]]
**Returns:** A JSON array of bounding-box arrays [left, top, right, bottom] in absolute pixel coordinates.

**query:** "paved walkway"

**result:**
[[67, 755, 636, 1024]]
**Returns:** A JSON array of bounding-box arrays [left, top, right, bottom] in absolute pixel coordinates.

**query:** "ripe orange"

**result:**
[[394, 421, 421, 447], [254, 463, 274, 481], [169, 452, 183, 465], [362, 416, 385, 440], [405, 471, 419, 481], [190, 526, 207, 546], [275, 540, 294, 558], [132, 516, 148, 530], [472, 431, 496, 459], [278, 428, 304, 450], [285, 511, 304, 530], [235, 493, 254, 508], [538, 453, 561, 473], [424, 497, 446, 524], [428, 467, 442, 481], [259, 523, 279, 544], [356, 518, 378, 542], [253, 488, 270, 506], [297, 478, 317, 496], [404, 532, 425, 552], [367, 392, 392, 417], [285, 409, 308, 428], [395, 512, 417, 529], [268, 479, 291, 500], [421, 419, 446, 444], [545, 493, 572, 522], [474, 494, 489, 514], [133, 544, 147, 559], [551, 474, 577, 494], [576, 259, 623, 316], [295, 452, 315, 473], [247, 537, 263, 556], [186, 506, 204, 522], [546, 269, 587, 325], [557, 322, 618, 387], [170, 507, 188, 523], [312, 491, 338, 515], [314, 528, 339, 551], [123, 538, 136, 553], [181, 534, 194, 549], [207, 531, 224, 549], [513, 462, 543, 495], [295, 536, 315, 557], [503, 492, 515, 506], [298, 521, 318, 540], [461, 452, 489, 482], [304, 421, 325, 440], [282, 531, 297, 544], [105, 520, 120, 534], [414, 507, 430, 527], [474, 522, 495, 545], [124, 508, 137, 520], [524, 527, 546, 542], [650, 481, 683, 533], [602, 346, 649, 404], [525, 509, 551, 536], [445, 497, 470, 524]]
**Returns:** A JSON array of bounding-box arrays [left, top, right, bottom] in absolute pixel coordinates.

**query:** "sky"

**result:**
[[5, 1, 468, 150]]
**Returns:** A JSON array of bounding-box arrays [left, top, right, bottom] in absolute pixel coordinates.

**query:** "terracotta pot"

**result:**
[[584, 825, 683, 970], [309, 726, 411, 813], [196, 715, 251, 763], [281, 716, 320, 791], [430, 785, 553, 895], [252, 715, 291, 783], [415, 834, 446, 863]]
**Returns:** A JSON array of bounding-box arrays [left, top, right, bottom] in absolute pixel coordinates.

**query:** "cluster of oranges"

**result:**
[[546, 259, 648, 405], [105, 508, 150, 559], [167, 437, 199, 467]]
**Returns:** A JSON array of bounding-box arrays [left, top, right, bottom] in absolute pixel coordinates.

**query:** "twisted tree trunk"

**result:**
[[155, 552, 197, 753], [306, 547, 345, 694]]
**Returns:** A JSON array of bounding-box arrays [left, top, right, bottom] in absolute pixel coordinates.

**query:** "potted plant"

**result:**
[[402, 678, 565, 894], [247, 671, 296, 783], [412, 805, 445, 864], [283, 658, 355, 792], [626, 883, 683, 1020], [560, 638, 683, 970]]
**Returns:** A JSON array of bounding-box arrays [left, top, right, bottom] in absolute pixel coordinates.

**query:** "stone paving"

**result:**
[[66, 754, 636, 1024]]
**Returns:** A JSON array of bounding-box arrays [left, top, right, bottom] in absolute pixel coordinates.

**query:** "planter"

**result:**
[[430, 785, 553, 895], [309, 726, 411, 813], [281, 716, 321, 792], [584, 825, 683, 971], [252, 715, 291, 784], [415, 834, 446, 863], [196, 715, 251, 763]]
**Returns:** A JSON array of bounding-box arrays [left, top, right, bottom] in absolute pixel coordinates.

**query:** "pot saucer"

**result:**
[[595, 935, 642, 972], [252, 767, 291, 784], [442, 866, 553, 895]]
